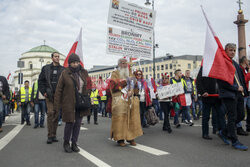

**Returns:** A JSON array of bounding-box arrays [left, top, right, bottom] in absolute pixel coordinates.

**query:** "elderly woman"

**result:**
[[54, 53, 91, 153]]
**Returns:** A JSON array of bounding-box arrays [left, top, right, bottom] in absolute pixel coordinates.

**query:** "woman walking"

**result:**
[[54, 53, 91, 153]]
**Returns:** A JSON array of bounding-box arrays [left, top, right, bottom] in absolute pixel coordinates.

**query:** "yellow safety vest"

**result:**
[[171, 78, 187, 89], [33, 81, 38, 98], [192, 80, 196, 95], [20, 87, 32, 102], [90, 89, 99, 105], [101, 95, 107, 101]]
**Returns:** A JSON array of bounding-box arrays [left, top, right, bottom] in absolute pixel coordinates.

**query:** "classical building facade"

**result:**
[[13, 45, 65, 90], [88, 55, 202, 82]]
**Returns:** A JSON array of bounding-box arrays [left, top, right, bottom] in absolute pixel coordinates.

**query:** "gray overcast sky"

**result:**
[[0, 0, 249, 77]]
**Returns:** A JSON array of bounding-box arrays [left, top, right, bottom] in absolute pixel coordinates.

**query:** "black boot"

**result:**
[[47, 137, 53, 144], [71, 142, 80, 152], [64, 141, 72, 153]]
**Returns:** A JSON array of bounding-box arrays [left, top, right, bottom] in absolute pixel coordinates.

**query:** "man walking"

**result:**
[[19, 80, 32, 125], [38, 52, 64, 144], [217, 43, 248, 151], [31, 80, 46, 129]]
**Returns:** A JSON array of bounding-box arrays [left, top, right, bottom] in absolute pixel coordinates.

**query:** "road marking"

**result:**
[[78, 147, 112, 167], [0, 115, 33, 151], [108, 138, 169, 156], [0, 124, 25, 151], [80, 127, 88, 130]]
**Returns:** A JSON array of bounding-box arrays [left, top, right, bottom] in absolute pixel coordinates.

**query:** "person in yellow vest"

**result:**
[[31, 80, 46, 129], [87, 85, 100, 125], [170, 69, 193, 128], [19, 80, 32, 125]]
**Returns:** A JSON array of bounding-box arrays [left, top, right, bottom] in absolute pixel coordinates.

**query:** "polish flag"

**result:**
[[7, 73, 11, 80], [178, 93, 192, 106], [201, 7, 235, 85], [64, 28, 84, 67]]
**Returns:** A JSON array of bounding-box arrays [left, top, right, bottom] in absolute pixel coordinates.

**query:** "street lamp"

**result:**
[[145, 0, 157, 80]]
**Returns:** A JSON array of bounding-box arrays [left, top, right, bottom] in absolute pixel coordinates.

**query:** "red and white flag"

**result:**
[[179, 93, 192, 106], [64, 28, 84, 67], [7, 73, 11, 80], [201, 6, 235, 85]]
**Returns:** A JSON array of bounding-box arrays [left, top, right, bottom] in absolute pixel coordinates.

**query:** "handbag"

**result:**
[[71, 76, 91, 110], [145, 106, 159, 126]]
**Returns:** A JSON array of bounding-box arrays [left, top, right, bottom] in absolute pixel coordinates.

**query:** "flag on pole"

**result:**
[[7, 73, 11, 81], [201, 6, 235, 85], [63, 28, 84, 67]]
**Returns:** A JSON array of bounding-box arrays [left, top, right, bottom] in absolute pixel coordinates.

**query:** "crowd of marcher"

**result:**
[[0, 43, 249, 152]]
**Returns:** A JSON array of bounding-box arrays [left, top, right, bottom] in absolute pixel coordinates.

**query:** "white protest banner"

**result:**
[[107, 0, 156, 33], [107, 27, 153, 58], [157, 83, 184, 99]]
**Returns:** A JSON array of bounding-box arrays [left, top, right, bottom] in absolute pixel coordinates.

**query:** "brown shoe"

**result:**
[[117, 140, 126, 147], [128, 140, 136, 146]]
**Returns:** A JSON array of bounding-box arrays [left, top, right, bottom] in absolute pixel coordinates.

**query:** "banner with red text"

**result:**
[[107, 0, 156, 33], [107, 27, 153, 58]]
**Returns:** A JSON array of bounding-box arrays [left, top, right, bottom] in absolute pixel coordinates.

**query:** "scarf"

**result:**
[[69, 65, 81, 90]]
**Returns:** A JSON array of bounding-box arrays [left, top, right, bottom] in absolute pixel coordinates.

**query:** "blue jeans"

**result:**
[[0, 98, 4, 128], [21, 102, 31, 124], [181, 106, 192, 122], [2, 103, 9, 122], [34, 100, 46, 126], [100, 101, 107, 116], [153, 99, 163, 120], [191, 98, 197, 119]]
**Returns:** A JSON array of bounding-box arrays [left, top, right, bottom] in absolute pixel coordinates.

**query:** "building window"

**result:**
[[146, 67, 148, 72], [165, 64, 168, 69], [142, 68, 144, 72], [157, 73, 160, 79], [146, 75, 148, 79], [188, 63, 191, 69], [170, 72, 173, 77], [29, 61, 33, 70], [178, 64, 181, 67], [149, 67, 152, 72], [170, 64, 172, 69], [161, 65, 164, 70], [157, 66, 160, 71]]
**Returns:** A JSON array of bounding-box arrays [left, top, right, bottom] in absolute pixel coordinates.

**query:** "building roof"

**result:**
[[25, 45, 59, 54], [88, 54, 202, 73]]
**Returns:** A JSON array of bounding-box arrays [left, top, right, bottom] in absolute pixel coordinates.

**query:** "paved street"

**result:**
[[0, 112, 250, 167]]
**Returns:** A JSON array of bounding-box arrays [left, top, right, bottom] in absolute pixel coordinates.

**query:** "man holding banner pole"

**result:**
[[217, 43, 248, 151]]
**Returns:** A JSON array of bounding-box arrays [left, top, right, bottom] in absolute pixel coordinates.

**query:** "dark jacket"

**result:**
[[38, 63, 64, 101], [0, 76, 10, 100], [218, 60, 248, 99], [196, 67, 220, 103], [53, 67, 92, 122]]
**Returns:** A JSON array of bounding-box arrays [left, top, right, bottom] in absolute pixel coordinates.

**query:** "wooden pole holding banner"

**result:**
[[234, 75, 244, 96]]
